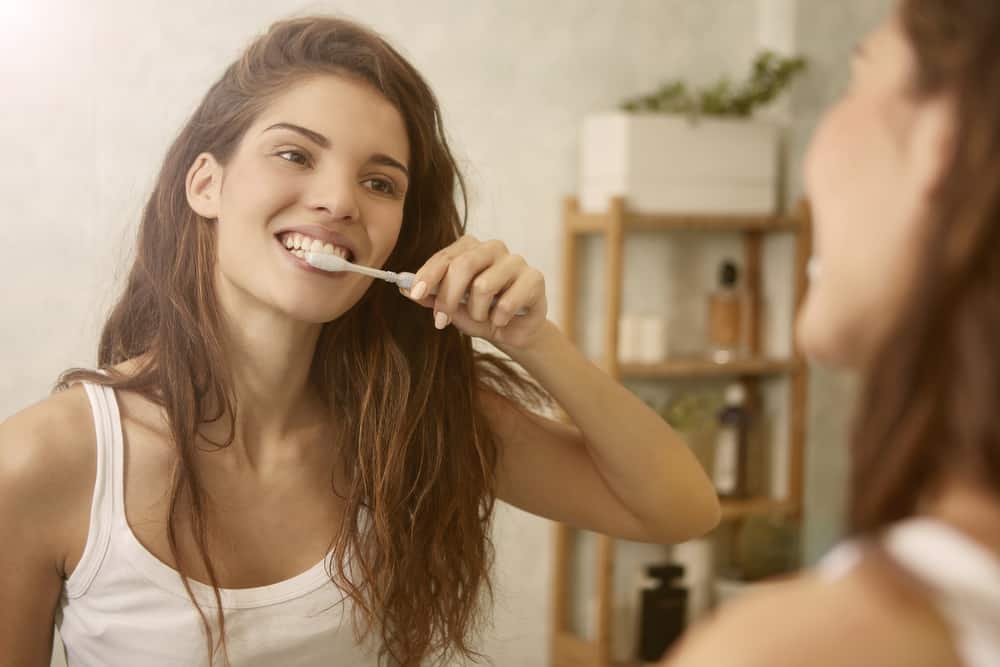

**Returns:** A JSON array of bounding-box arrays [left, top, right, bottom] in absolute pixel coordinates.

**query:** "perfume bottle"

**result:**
[[637, 564, 688, 662], [712, 383, 749, 499], [707, 260, 748, 363]]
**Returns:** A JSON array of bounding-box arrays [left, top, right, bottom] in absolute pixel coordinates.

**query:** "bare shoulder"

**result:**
[[664, 554, 961, 667], [0, 384, 97, 573], [0, 384, 96, 484]]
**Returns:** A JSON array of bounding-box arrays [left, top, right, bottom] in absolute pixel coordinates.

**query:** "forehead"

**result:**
[[251, 74, 410, 163]]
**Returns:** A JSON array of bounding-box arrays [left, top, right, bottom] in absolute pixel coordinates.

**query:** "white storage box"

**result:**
[[579, 112, 780, 215]]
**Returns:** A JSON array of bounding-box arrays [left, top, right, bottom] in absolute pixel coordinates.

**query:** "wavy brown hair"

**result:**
[[57, 16, 546, 667], [848, 0, 1000, 534]]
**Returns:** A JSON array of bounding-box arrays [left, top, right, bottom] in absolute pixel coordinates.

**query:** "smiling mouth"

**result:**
[[276, 232, 355, 263]]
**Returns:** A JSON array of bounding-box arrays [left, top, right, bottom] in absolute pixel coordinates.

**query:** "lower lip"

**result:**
[[275, 237, 350, 277]]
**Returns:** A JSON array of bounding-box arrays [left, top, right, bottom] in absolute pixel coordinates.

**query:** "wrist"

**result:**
[[499, 320, 563, 364]]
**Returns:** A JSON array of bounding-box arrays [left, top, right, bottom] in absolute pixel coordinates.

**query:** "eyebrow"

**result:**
[[262, 122, 409, 177]]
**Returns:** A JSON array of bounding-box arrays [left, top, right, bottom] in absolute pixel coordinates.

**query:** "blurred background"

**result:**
[[0, 1, 890, 665]]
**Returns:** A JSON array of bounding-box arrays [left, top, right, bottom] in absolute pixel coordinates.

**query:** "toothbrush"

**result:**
[[306, 251, 418, 289], [305, 252, 528, 316]]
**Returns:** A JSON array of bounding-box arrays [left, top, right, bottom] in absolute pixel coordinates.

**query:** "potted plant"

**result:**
[[579, 51, 806, 215], [713, 512, 801, 607]]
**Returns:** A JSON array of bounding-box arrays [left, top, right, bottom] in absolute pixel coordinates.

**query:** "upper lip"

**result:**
[[274, 226, 360, 259]]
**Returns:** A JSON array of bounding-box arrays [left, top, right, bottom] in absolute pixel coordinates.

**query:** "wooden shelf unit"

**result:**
[[618, 357, 803, 379], [551, 196, 813, 667]]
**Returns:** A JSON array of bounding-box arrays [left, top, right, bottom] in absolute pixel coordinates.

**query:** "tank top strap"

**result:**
[[883, 518, 1000, 667], [817, 539, 865, 581], [65, 382, 125, 598]]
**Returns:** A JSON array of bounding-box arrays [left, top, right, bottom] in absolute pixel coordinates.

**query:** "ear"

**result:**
[[908, 94, 956, 199], [185, 152, 223, 220]]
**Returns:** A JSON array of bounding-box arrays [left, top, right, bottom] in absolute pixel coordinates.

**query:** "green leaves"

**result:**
[[620, 51, 807, 118]]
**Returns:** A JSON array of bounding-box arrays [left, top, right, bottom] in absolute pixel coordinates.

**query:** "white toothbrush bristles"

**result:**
[[304, 252, 350, 273]]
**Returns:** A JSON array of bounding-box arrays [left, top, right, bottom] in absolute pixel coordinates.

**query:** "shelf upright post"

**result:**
[[735, 227, 763, 520], [788, 200, 813, 516]]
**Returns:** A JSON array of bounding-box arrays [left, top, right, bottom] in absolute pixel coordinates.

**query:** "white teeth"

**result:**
[[280, 233, 351, 260]]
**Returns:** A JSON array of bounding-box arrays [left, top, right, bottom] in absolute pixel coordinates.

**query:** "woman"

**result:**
[[0, 15, 718, 667], [666, 1, 1000, 665]]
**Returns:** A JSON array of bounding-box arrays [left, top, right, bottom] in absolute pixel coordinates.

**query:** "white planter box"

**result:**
[[579, 112, 781, 215]]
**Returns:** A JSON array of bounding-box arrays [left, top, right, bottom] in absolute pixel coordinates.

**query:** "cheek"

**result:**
[[214, 162, 300, 277], [799, 100, 912, 366], [366, 207, 405, 265], [803, 104, 865, 294], [804, 101, 874, 238], [221, 149, 305, 219]]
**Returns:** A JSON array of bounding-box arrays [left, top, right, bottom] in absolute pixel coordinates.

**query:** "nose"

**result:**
[[307, 171, 360, 223]]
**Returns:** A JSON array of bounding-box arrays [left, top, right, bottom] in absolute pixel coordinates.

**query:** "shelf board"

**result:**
[[619, 357, 802, 379], [569, 210, 800, 234], [721, 497, 796, 520]]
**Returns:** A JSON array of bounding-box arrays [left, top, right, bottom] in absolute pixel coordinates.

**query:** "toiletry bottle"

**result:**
[[708, 260, 746, 363], [637, 563, 688, 662], [712, 383, 749, 499]]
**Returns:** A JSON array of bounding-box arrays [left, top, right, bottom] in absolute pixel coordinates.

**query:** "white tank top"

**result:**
[[55, 382, 381, 666], [820, 517, 1000, 667]]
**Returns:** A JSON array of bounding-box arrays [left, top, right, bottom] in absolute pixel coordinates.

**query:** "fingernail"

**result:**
[[434, 311, 450, 330], [410, 281, 428, 300]]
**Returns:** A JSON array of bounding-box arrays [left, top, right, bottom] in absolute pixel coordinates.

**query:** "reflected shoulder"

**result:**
[[663, 561, 960, 667]]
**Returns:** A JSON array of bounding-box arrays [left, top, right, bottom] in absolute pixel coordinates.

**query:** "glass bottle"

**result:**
[[708, 260, 748, 363]]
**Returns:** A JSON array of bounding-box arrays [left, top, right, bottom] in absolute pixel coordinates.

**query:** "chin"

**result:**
[[795, 297, 863, 370], [278, 296, 357, 325]]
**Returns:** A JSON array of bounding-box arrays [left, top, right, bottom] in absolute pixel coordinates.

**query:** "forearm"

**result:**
[[501, 321, 721, 541]]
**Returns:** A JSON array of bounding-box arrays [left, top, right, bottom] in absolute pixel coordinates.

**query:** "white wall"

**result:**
[[0, 1, 885, 665]]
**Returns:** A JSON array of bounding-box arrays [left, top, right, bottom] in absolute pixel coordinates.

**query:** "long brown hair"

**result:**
[[848, 0, 1000, 534], [58, 16, 545, 666]]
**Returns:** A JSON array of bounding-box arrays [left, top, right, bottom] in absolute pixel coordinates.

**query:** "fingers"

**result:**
[[400, 236, 546, 341], [407, 235, 481, 303], [490, 267, 545, 328], [465, 253, 525, 322], [434, 241, 503, 319]]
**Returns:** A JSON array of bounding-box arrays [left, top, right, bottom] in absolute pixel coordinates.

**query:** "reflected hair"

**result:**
[[58, 15, 546, 667], [848, 0, 1000, 534]]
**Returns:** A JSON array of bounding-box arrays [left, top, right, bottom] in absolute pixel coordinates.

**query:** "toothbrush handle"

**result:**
[[394, 272, 527, 316]]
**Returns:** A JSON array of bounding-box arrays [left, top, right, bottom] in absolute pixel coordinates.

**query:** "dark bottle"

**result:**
[[637, 563, 688, 662], [712, 382, 750, 499]]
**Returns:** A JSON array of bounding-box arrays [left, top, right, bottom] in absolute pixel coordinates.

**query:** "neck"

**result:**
[[203, 278, 330, 473]]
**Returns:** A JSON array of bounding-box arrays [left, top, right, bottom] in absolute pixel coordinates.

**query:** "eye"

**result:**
[[276, 149, 310, 166], [363, 177, 398, 196]]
